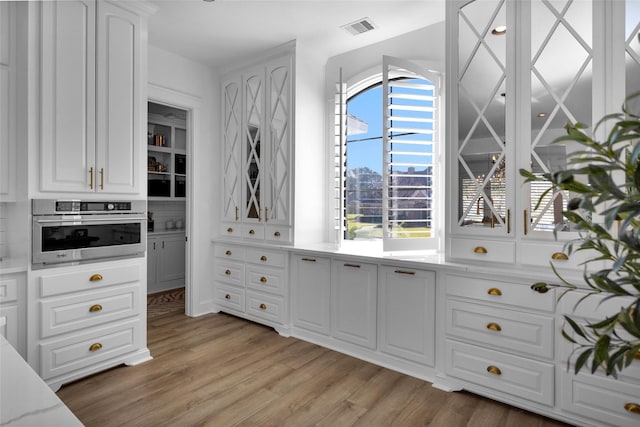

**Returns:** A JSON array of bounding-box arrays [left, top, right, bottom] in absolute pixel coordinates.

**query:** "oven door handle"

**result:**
[[34, 217, 145, 224]]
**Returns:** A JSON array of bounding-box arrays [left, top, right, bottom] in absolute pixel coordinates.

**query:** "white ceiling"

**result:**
[[147, 0, 445, 70]]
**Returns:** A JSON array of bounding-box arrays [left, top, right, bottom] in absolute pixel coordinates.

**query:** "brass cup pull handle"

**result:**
[[274, 231, 281, 237], [487, 288, 502, 296], [486, 322, 502, 332], [225, 294, 231, 300], [486, 365, 502, 376], [89, 304, 103, 313], [624, 403, 640, 414], [551, 252, 569, 261], [225, 269, 231, 276], [473, 246, 488, 254], [260, 255, 267, 262], [227, 227, 233, 233], [89, 274, 103, 282], [89, 343, 103, 352], [260, 277, 267, 283], [249, 229, 255, 235], [225, 250, 232, 256], [259, 303, 267, 310]]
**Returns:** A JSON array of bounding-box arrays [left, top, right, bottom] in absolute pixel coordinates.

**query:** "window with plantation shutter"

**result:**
[[334, 56, 442, 251]]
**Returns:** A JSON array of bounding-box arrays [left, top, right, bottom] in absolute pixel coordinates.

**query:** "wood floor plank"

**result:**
[[56, 312, 573, 427]]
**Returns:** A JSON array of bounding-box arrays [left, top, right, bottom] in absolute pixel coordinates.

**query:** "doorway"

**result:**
[[146, 101, 189, 316]]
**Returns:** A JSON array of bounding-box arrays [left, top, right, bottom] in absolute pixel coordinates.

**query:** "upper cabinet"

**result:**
[[0, 2, 16, 201], [39, 0, 150, 195], [446, 0, 638, 269], [221, 50, 294, 243]]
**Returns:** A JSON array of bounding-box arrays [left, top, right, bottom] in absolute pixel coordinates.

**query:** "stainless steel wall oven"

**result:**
[[32, 199, 146, 267]]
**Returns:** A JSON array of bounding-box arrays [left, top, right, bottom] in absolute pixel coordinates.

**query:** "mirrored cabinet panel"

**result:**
[[456, 0, 509, 232], [526, 0, 592, 233], [244, 73, 263, 222]]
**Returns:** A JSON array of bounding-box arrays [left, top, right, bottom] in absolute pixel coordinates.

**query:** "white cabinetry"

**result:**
[[0, 273, 22, 351], [28, 258, 150, 391], [331, 260, 377, 349], [0, 2, 16, 201], [220, 49, 293, 243], [446, 0, 632, 270], [39, 0, 149, 194], [291, 254, 331, 335], [213, 243, 288, 333], [559, 291, 640, 427], [147, 233, 185, 294], [378, 265, 435, 366], [443, 273, 556, 407]]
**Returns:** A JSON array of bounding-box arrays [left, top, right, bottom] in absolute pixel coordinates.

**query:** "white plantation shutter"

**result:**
[[334, 70, 347, 242], [382, 56, 440, 251]]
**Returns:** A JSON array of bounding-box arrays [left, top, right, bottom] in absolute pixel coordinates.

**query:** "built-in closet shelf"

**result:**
[[148, 230, 185, 237]]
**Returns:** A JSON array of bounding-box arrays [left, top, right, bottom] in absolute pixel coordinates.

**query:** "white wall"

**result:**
[[148, 44, 218, 316]]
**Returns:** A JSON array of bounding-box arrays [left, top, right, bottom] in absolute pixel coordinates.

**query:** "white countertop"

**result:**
[[0, 336, 82, 427]]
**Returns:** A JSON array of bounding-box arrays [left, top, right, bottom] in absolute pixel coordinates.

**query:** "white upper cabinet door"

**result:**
[[221, 76, 243, 224], [95, 1, 142, 194], [40, 0, 97, 193], [0, 2, 15, 201], [40, 0, 145, 194]]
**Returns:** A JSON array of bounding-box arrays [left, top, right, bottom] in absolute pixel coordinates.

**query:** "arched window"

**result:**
[[334, 57, 442, 252]]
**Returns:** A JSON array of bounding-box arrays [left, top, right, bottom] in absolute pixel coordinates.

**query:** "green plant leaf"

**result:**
[[574, 348, 593, 375]]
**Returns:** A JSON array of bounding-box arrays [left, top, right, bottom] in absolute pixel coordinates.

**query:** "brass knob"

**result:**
[[225, 250, 232, 256], [486, 322, 502, 332], [624, 403, 640, 414], [89, 343, 103, 352], [89, 274, 103, 282], [551, 252, 569, 260], [225, 294, 231, 300], [225, 269, 231, 275], [487, 288, 502, 296], [274, 231, 281, 237], [227, 227, 233, 233], [89, 304, 103, 313], [486, 365, 502, 376], [259, 303, 267, 310], [260, 255, 267, 262], [473, 246, 487, 254], [249, 229, 255, 235], [260, 277, 267, 283]]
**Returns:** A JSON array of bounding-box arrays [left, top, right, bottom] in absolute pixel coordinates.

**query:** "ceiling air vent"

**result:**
[[342, 18, 376, 36]]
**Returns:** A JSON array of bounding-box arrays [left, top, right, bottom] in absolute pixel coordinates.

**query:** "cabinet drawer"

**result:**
[[245, 265, 284, 295], [446, 274, 556, 312], [246, 291, 284, 324], [40, 264, 141, 297], [215, 285, 245, 312], [245, 248, 285, 268], [214, 260, 244, 287], [445, 339, 554, 406], [0, 277, 18, 303], [265, 225, 291, 243], [242, 225, 265, 240], [40, 285, 140, 338], [518, 241, 602, 271], [449, 238, 516, 264], [561, 370, 640, 427], [214, 244, 245, 261], [446, 299, 554, 359], [220, 222, 240, 238], [40, 319, 143, 380], [0, 305, 18, 348]]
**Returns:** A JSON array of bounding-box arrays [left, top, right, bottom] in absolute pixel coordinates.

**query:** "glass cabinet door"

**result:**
[[456, 0, 510, 233], [222, 79, 242, 222], [524, 0, 593, 235], [244, 72, 263, 222], [265, 62, 291, 225]]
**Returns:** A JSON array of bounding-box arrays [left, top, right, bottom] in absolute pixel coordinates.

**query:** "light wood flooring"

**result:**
[[57, 311, 573, 427]]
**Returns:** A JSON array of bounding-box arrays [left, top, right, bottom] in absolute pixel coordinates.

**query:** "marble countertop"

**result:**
[[0, 336, 82, 427]]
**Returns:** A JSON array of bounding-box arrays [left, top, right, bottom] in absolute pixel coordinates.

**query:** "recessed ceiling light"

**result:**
[[537, 112, 547, 118], [492, 26, 507, 35]]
